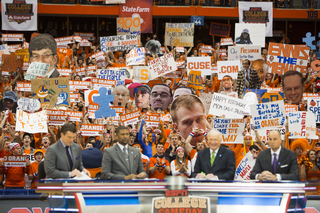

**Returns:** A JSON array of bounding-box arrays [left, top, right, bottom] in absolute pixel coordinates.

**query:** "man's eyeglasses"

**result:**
[[151, 92, 169, 99], [30, 53, 55, 61]]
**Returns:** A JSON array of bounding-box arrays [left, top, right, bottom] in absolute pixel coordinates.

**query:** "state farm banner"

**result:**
[[120, 110, 141, 126], [148, 53, 177, 79], [81, 124, 104, 136], [238, 2, 273, 37], [187, 57, 211, 76], [100, 34, 138, 52], [267, 43, 309, 75], [2, 0, 37, 31], [17, 81, 31, 92], [3, 155, 27, 167], [234, 151, 256, 181], [209, 93, 246, 118], [47, 109, 83, 125], [235, 23, 265, 47], [16, 110, 48, 133], [119, 0, 153, 33], [209, 22, 231, 37], [214, 118, 246, 144], [165, 23, 194, 47], [308, 99, 320, 123], [133, 66, 150, 83], [217, 60, 241, 80], [288, 111, 317, 139], [126, 47, 145, 66], [250, 100, 285, 130], [145, 112, 160, 127], [228, 46, 261, 62]]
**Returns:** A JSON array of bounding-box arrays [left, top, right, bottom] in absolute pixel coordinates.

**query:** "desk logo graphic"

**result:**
[[4, 0, 34, 24]]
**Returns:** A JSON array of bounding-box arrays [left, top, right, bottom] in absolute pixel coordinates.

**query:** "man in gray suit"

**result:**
[[44, 123, 90, 179], [29, 34, 60, 78], [101, 126, 146, 180]]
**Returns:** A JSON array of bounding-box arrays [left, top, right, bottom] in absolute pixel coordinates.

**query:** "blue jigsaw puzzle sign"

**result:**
[[93, 87, 116, 118]]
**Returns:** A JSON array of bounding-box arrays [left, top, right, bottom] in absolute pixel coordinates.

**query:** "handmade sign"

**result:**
[[25, 62, 50, 80], [228, 46, 261, 62], [70, 93, 80, 103], [165, 23, 194, 47], [126, 47, 145, 66], [307, 99, 320, 123], [92, 87, 116, 118], [120, 110, 141, 126], [187, 70, 203, 90], [117, 17, 141, 42], [81, 124, 105, 136], [288, 111, 317, 139], [209, 22, 231, 37], [31, 78, 70, 108], [255, 128, 286, 141], [47, 109, 83, 125], [220, 37, 233, 46], [16, 81, 31, 92], [250, 100, 285, 130], [234, 151, 256, 181], [17, 98, 40, 112], [145, 112, 160, 127], [16, 110, 48, 133], [214, 118, 246, 144], [0, 44, 9, 55], [209, 93, 246, 118], [2, 54, 23, 72], [133, 66, 150, 83], [69, 80, 92, 92], [217, 60, 240, 80], [3, 155, 28, 167], [187, 57, 211, 76], [100, 34, 138, 52], [91, 78, 116, 90], [148, 53, 177, 79]]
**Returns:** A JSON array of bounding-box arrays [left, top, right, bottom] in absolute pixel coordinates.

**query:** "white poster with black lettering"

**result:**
[[209, 93, 246, 118], [228, 46, 261, 62], [217, 60, 240, 80], [235, 23, 265, 48]]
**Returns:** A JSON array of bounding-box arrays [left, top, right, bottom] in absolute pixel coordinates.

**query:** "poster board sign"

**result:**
[[87, 65, 97, 75], [220, 37, 233, 46], [234, 151, 256, 180], [145, 112, 160, 127], [0, 44, 10, 55], [288, 111, 317, 139], [254, 128, 286, 142], [148, 53, 177, 79], [209, 93, 246, 118], [209, 22, 231, 37], [126, 47, 145, 66], [1, 34, 23, 42], [81, 124, 104, 136], [284, 103, 298, 115], [16, 110, 48, 133], [214, 118, 246, 144], [2, 54, 23, 72], [250, 100, 285, 130], [25, 62, 50, 80], [267, 43, 309, 75], [307, 99, 320, 123], [238, 2, 273, 37], [69, 80, 92, 92], [303, 93, 320, 101], [199, 92, 213, 115], [235, 23, 265, 47], [100, 34, 138, 52], [80, 39, 90, 47], [97, 68, 131, 85], [3, 155, 27, 167], [175, 46, 184, 52], [17, 81, 31, 92], [133, 66, 150, 83], [17, 98, 40, 112], [92, 78, 116, 89], [54, 36, 74, 44], [165, 23, 194, 47], [74, 32, 94, 40], [187, 57, 211, 76], [90, 51, 106, 62], [217, 60, 240, 80], [117, 17, 141, 42], [228, 46, 261, 62], [57, 68, 72, 76], [70, 93, 80, 102], [31, 78, 70, 108], [120, 110, 141, 126], [47, 109, 83, 125]]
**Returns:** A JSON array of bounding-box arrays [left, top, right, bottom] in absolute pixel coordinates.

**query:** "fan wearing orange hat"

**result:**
[[28, 149, 44, 189]]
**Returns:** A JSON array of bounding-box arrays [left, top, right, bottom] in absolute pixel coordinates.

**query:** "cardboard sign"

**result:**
[[209, 93, 246, 118], [25, 62, 50, 80], [100, 34, 138, 52], [47, 109, 83, 125], [81, 124, 104, 136], [3, 155, 27, 167], [120, 110, 141, 126], [228, 46, 261, 62], [148, 53, 177, 79], [57, 68, 72, 76], [90, 51, 106, 62], [69, 80, 92, 92], [2, 34, 23, 42], [214, 118, 246, 144], [217, 60, 240, 80], [31, 78, 70, 108], [307, 99, 320, 123], [133, 66, 150, 83], [16, 110, 48, 133], [117, 17, 141, 42], [303, 93, 320, 101], [2, 54, 23, 71], [0, 44, 10, 55], [126, 47, 145, 66], [187, 57, 212, 76], [70, 93, 80, 103], [165, 23, 194, 47], [234, 151, 256, 181], [209, 22, 231, 37], [97, 68, 131, 85], [250, 100, 285, 130], [199, 92, 213, 115], [175, 46, 184, 52], [92, 78, 116, 89], [235, 23, 265, 47], [14, 48, 29, 56], [17, 81, 31, 92], [284, 103, 298, 115], [187, 70, 203, 90], [87, 65, 97, 74], [145, 112, 160, 127], [267, 43, 309, 75], [74, 67, 86, 76], [80, 39, 90, 47], [74, 32, 94, 40], [54, 36, 75, 45], [288, 111, 317, 139], [17, 98, 40, 112], [220, 37, 233, 46]]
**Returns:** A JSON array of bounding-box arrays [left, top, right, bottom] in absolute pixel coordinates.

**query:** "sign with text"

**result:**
[[97, 68, 131, 85], [217, 60, 240, 80], [288, 111, 317, 139], [100, 34, 138, 52], [307, 99, 320, 123], [145, 112, 160, 127], [74, 32, 94, 40], [3, 155, 27, 167], [228, 46, 261, 62], [234, 151, 256, 180], [285, 103, 298, 115], [133, 66, 150, 83], [17, 81, 31, 92], [209, 22, 231, 37], [148, 53, 177, 79], [165, 23, 194, 47], [214, 118, 246, 144], [16, 110, 48, 133], [120, 110, 141, 126], [25, 62, 50, 80], [126, 47, 145, 66], [220, 37, 233, 46], [81, 124, 104, 136], [17, 98, 40, 112], [250, 100, 285, 130], [209, 93, 246, 118], [70, 93, 80, 102], [117, 17, 141, 42], [187, 57, 211, 76], [47, 109, 83, 125], [191, 16, 204, 26], [92, 78, 116, 89], [69, 80, 92, 92]]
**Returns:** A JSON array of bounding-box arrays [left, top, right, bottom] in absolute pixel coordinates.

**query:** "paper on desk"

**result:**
[[72, 171, 92, 180]]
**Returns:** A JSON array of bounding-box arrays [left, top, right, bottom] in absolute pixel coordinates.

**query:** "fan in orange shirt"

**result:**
[[28, 149, 44, 189]]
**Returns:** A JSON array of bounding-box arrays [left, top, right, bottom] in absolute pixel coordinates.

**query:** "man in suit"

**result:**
[[191, 129, 235, 180], [250, 130, 299, 181], [44, 123, 90, 179], [101, 126, 146, 180], [29, 34, 60, 78], [236, 59, 261, 99]]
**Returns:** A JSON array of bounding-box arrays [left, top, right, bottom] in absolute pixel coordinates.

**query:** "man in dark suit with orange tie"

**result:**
[[191, 129, 236, 180]]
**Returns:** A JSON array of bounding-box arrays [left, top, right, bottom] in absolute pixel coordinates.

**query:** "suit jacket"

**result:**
[[250, 147, 299, 180], [101, 144, 146, 180], [44, 140, 84, 179], [191, 146, 236, 180], [236, 68, 262, 99], [49, 69, 60, 78]]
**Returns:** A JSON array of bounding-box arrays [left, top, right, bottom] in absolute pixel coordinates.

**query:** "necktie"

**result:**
[[272, 153, 277, 174], [66, 146, 73, 171], [123, 147, 130, 168], [211, 151, 215, 166]]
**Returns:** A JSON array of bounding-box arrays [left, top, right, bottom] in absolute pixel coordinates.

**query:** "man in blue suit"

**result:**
[[191, 129, 236, 180]]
